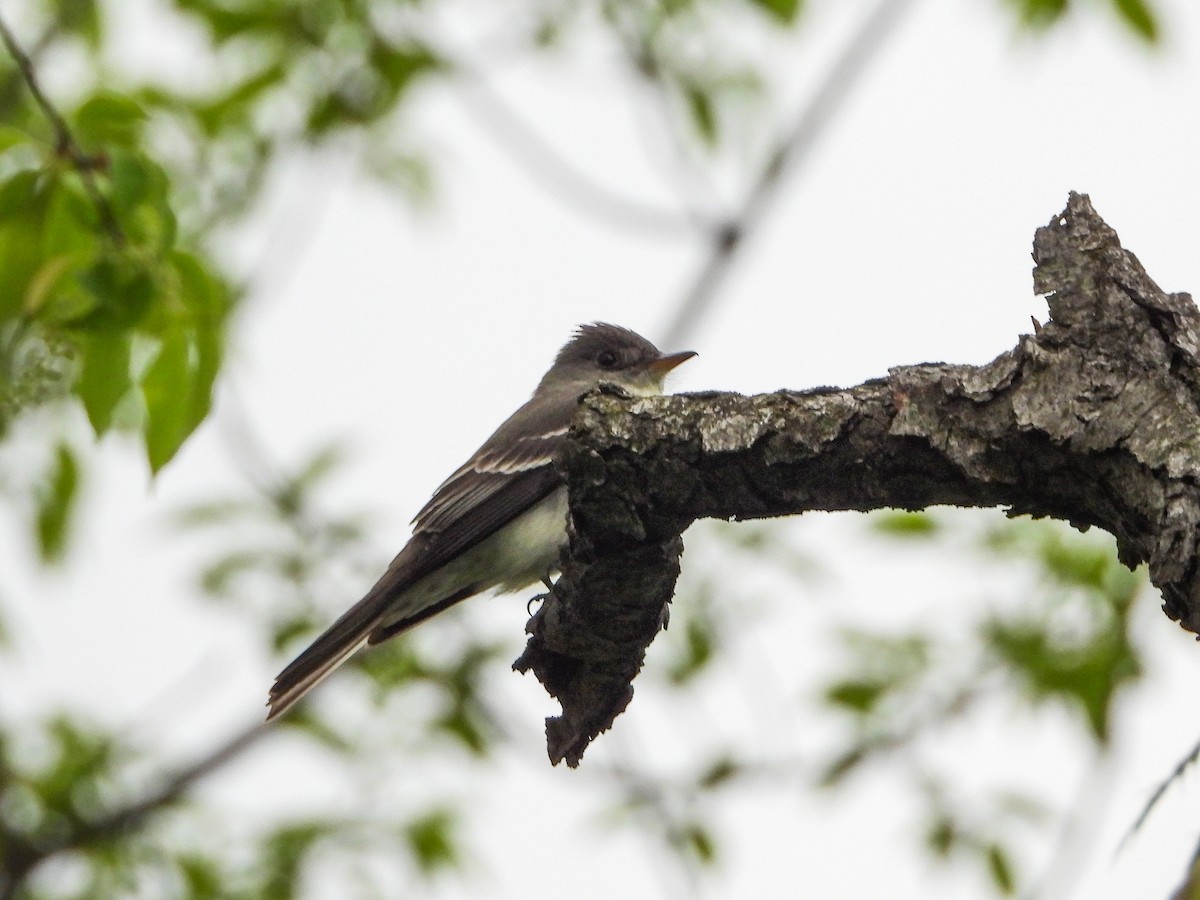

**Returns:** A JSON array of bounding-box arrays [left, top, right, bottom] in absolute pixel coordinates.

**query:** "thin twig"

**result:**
[[1116, 732, 1200, 855], [660, 0, 920, 348], [0, 20, 57, 110], [0, 11, 124, 245], [0, 721, 268, 898]]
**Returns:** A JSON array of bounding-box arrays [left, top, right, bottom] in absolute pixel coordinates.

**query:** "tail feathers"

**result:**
[[266, 594, 389, 721], [267, 558, 489, 720], [367, 583, 480, 645]]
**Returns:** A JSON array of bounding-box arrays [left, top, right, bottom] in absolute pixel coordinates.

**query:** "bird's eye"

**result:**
[[597, 350, 618, 368]]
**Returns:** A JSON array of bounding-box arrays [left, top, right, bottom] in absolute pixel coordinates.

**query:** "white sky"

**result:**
[[3, 0, 1200, 897]]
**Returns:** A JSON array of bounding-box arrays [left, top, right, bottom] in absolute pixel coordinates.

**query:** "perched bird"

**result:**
[[267, 323, 695, 720]]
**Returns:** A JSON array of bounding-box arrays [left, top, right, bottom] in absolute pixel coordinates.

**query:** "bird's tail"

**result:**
[[266, 591, 390, 721]]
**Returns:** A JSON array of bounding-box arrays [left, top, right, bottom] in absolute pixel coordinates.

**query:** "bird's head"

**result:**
[[541, 322, 695, 397]]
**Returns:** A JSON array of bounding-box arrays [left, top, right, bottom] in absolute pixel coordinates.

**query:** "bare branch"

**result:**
[[0, 722, 268, 897], [1118, 733, 1200, 854], [456, 70, 698, 237], [519, 193, 1200, 765]]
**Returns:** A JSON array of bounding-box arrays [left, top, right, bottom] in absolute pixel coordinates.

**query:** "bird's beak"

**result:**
[[646, 350, 697, 377]]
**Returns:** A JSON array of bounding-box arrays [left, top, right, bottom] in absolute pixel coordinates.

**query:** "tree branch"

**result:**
[[517, 193, 1200, 766], [455, 70, 697, 237], [0, 722, 268, 898]]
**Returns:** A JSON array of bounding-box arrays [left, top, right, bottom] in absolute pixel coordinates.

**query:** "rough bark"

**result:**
[[514, 192, 1200, 767]]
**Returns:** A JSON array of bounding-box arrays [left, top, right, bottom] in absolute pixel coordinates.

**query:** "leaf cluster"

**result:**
[[0, 88, 230, 473]]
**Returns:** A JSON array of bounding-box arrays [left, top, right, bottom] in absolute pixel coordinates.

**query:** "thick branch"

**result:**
[[517, 192, 1200, 766]]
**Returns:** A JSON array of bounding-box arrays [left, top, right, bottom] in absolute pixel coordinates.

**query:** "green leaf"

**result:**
[[926, 813, 957, 856], [294, 445, 345, 489], [698, 756, 739, 789], [0, 169, 42, 219], [260, 822, 331, 899], [682, 824, 717, 864], [369, 40, 444, 92], [171, 251, 227, 427], [745, 0, 803, 24], [191, 61, 288, 134], [23, 255, 76, 318], [108, 151, 176, 252], [57, 0, 103, 48], [108, 151, 152, 212], [0, 125, 33, 155], [78, 330, 133, 434], [43, 178, 99, 259], [76, 254, 156, 330], [1111, 0, 1158, 41], [1038, 536, 1112, 590], [824, 678, 886, 714], [141, 328, 192, 472], [20, 179, 103, 322], [987, 842, 1016, 894], [305, 92, 354, 135], [36, 444, 79, 563], [667, 615, 715, 684], [30, 717, 116, 818], [434, 702, 490, 756], [1007, 0, 1069, 30], [983, 617, 1140, 742], [177, 855, 226, 897], [873, 510, 939, 537], [683, 82, 718, 147], [404, 809, 460, 874], [199, 550, 265, 597], [178, 0, 281, 43], [0, 171, 52, 320], [72, 92, 147, 148]]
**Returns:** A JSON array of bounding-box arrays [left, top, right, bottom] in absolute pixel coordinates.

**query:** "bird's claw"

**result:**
[[527, 591, 550, 616]]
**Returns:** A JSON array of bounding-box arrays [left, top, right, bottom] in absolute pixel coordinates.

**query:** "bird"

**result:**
[[266, 323, 695, 720]]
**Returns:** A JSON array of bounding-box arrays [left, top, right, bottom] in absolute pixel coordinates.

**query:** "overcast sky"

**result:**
[[4, 0, 1200, 897]]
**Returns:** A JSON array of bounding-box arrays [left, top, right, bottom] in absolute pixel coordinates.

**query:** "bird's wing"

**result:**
[[267, 387, 580, 721], [399, 460, 561, 585], [412, 429, 565, 534]]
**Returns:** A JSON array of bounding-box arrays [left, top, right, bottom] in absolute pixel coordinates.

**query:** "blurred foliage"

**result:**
[[33, 442, 77, 563], [920, 780, 1044, 897], [0, 82, 232, 474], [0, 0, 1178, 898], [1006, 0, 1159, 40], [818, 511, 1149, 895], [600, 751, 746, 875], [0, 711, 459, 899]]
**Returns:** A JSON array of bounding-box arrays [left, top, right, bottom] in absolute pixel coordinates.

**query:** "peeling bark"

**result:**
[[514, 193, 1200, 767]]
